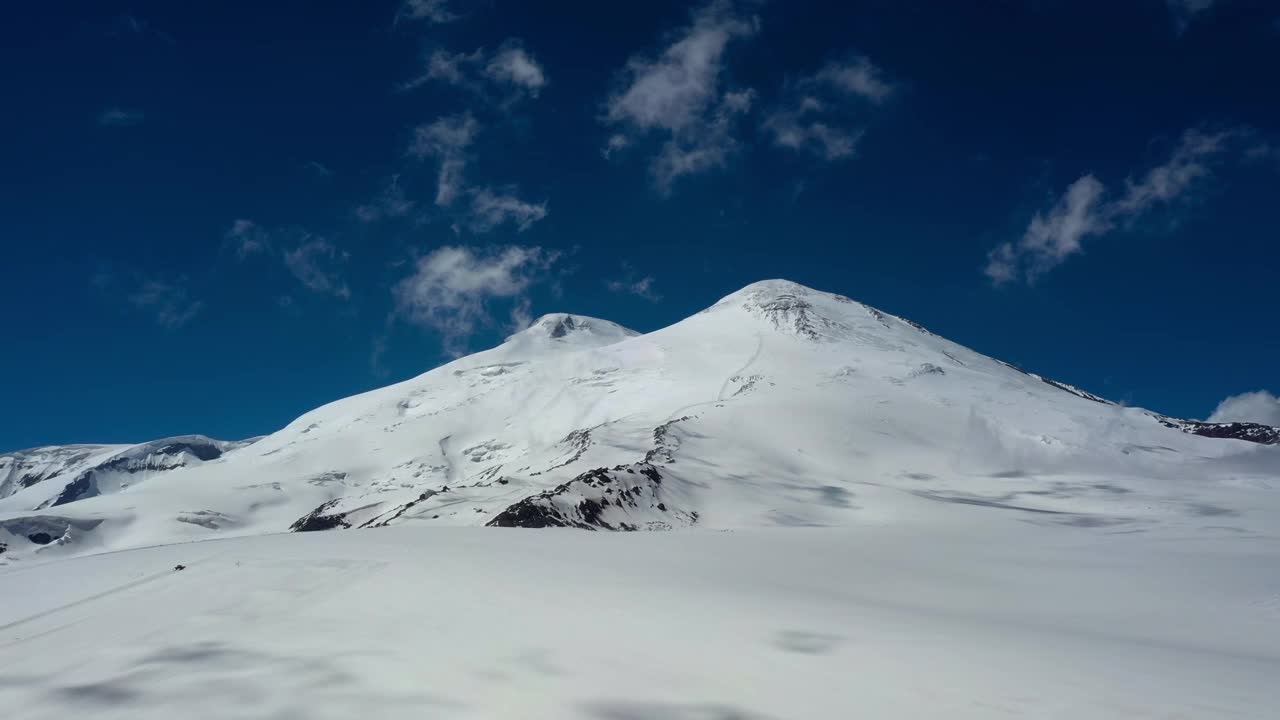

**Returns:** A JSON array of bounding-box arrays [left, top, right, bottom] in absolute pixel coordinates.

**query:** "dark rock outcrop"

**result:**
[[487, 462, 696, 531], [289, 500, 352, 532], [1157, 417, 1280, 446]]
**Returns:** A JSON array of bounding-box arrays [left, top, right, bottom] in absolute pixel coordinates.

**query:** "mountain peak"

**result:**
[[505, 313, 638, 348], [707, 279, 866, 341], [718, 279, 822, 303]]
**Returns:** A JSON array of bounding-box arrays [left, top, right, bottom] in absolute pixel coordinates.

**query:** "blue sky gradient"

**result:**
[[1, 0, 1278, 449]]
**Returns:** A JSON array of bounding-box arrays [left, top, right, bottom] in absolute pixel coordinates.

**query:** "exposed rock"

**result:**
[[645, 417, 691, 464], [487, 463, 695, 531], [289, 500, 352, 532], [1156, 417, 1280, 446]]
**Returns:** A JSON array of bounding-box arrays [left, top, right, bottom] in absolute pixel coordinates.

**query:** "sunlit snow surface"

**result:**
[[1, 280, 1278, 717], [2, 527, 1278, 718]]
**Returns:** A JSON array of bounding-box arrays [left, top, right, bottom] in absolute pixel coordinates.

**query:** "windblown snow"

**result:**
[[2, 280, 1277, 718]]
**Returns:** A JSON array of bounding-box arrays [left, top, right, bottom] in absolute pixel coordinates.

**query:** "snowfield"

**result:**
[[2, 279, 1278, 717], [2, 527, 1278, 719]]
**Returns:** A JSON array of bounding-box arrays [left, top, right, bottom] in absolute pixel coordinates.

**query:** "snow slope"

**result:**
[[1, 526, 1277, 719], [1, 280, 1277, 562]]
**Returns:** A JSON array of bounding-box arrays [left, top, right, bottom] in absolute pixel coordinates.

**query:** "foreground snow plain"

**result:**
[[2, 524, 1278, 719], [2, 280, 1278, 717]]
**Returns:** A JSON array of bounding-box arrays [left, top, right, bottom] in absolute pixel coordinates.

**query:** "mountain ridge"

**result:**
[[2, 279, 1277, 563]]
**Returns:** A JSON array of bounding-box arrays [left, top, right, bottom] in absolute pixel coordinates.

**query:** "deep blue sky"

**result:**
[[1, 0, 1278, 450]]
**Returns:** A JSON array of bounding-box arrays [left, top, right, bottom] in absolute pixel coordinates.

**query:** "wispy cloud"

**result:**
[[409, 113, 479, 207], [1112, 129, 1231, 217], [393, 245, 559, 355], [602, 0, 759, 193], [225, 219, 272, 259], [1167, 0, 1216, 32], [402, 40, 547, 105], [986, 129, 1240, 285], [485, 44, 547, 96], [356, 175, 416, 223], [99, 107, 144, 127], [225, 220, 351, 299], [108, 13, 175, 43], [395, 0, 459, 25], [283, 239, 351, 299], [126, 277, 203, 329], [986, 175, 1108, 285], [305, 160, 334, 178], [465, 188, 548, 233], [762, 55, 894, 162], [1208, 390, 1280, 426], [407, 114, 548, 232], [93, 266, 203, 329], [606, 264, 661, 302], [812, 57, 895, 104]]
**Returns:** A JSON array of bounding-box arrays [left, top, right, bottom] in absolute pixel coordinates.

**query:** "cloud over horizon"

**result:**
[[1208, 390, 1280, 426]]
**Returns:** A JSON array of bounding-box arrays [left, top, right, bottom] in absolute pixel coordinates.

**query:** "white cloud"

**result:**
[[356, 175, 416, 223], [649, 89, 755, 192], [403, 41, 547, 105], [606, 265, 661, 302], [986, 129, 1240, 285], [283, 239, 351, 300], [602, 133, 630, 159], [985, 175, 1109, 284], [401, 49, 479, 91], [602, 0, 758, 193], [762, 55, 893, 162], [1207, 390, 1280, 426], [485, 45, 547, 95], [127, 278, 203, 329], [813, 57, 895, 103], [407, 115, 548, 232], [393, 245, 559, 354], [99, 107, 144, 127], [466, 188, 548, 233], [409, 113, 479, 207], [395, 0, 458, 25], [763, 113, 863, 161], [1112, 129, 1231, 217]]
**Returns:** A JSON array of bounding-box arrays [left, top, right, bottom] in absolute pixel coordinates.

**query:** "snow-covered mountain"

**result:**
[[0, 436, 255, 509], [3, 280, 1280, 719], [2, 279, 1277, 562]]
